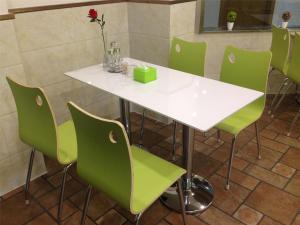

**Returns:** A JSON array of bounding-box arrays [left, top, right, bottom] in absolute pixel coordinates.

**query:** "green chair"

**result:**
[[215, 46, 272, 190], [67, 102, 187, 225], [139, 37, 207, 159], [273, 33, 300, 136], [7, 77, 77, 224], [268, 25, 291, 116]]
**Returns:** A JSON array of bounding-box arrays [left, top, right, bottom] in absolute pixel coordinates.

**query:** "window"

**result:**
[[201, 0, 300, 32]]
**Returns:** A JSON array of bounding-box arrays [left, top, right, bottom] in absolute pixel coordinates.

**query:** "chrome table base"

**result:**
[[161, 175, 213, 214], [119, 100, 214, 214]]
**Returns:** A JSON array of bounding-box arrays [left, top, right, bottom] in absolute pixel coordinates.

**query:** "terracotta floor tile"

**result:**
[[157, 221, 169, 225], [233, 205, 263, 225], [26, 212, 56, 225], [233, 157, 250, 170], [138, 201, 171, 225], [259, 216, 283, 225], [0, 192, 44, 225], [96, 209, 126, 225], [47, 171, 72, 188], [266, 119, 292, 137], [70, 190, 116, 220], [236, 131, 255, 149], [132, 129, 165, 148], [272, 163, 296, 178], [245, 164, 288, 188], [204, 137, 224, 148], [217, 165, 260, 190], [192, 152, 222, 178], [29, 177, 54, 198], [165, 212, 206, 225], [38, 189, 61, 209], [149, 145, 174, 161], [276, 135, 300, 149], [209, 174, 250, 215], [210, 143, 232, 163], [260, 129, 278, 140], [246, 182, 300, 225], [2, 186, 24, 200], [237, 142, 282, 169], [285, 171, 300, 198], [62, 211, 95, 225], [198, 206, 243, 225], [194, 140, 215, 155], [254, 136, 289, 153], [49, 200, 78, 221], [280, 148, 300, 170], [292, 214, 300, 225]]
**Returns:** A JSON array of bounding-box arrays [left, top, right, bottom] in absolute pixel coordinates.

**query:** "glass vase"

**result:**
[[101, 31, 108, 70]]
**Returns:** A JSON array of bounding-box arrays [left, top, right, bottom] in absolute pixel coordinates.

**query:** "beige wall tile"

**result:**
[[0, 65, 26, 116], [0, 20, 22, 68], [129, 33, 170, 66], [170, 1, 196, 37], [128, 3, 170, 39], [0, 149, 46, 196]]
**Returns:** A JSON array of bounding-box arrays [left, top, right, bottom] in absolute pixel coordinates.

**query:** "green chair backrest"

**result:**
[[7, 77, 58, 160], [169, 37, 207, 76], [286, 33, 300, 84], [270, 25, 290, 74], [68, 102, 133, 211], [220, 46, 272, 108]]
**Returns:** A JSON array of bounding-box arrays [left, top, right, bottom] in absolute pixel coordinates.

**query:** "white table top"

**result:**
[[65, 58, 263, 132]]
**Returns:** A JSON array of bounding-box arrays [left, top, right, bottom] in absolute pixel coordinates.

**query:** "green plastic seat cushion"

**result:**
[[216, 98, 264, 136], [131, 145, 186, 213], [57, 120, 77, 164]]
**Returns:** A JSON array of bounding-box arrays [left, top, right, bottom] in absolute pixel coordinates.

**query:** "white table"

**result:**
[[65, 58, 263, 214]]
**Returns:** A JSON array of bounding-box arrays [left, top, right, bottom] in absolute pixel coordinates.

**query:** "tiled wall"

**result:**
[[0, 2, 129, 196]]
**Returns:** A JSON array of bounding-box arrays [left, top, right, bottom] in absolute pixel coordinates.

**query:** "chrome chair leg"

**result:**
[[255, 122, 262, 160], [177, 179, 187, 225], [172, 120, 177, 161], [226, 137, 236, 190], [271, 81, 294, 117], [25, 148, 36, 205], [135, 213, 142, 225], [57, 163, 73, 224], [269, 77, 289, 115], [80, 185, 92, 225], [217, 130, 221, 142], [139, 109, 146, 146], [287, 108, 300, 136]]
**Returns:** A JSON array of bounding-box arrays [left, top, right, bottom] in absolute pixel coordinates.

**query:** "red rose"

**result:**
[[88, 9, 98, 19]]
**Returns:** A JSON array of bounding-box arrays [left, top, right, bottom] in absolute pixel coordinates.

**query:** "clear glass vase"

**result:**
[[101, 31, 108, 70]]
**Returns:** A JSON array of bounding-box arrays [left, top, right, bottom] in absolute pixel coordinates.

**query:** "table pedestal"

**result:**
[[119, 99, 214, 214], [119, 99, 131, 143], [161, 126, 214, 214]]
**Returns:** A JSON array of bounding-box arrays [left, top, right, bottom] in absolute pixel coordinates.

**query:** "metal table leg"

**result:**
[[161, 125, 214, 214], [119, 98, 131, 143]]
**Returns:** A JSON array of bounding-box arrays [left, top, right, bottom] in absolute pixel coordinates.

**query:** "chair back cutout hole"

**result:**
[[283, 34, 287, 41], [109, 130, 118, 144], [175, 44, 181, 53], [228, 53, 236, 64], [36, 95, 43, 107]]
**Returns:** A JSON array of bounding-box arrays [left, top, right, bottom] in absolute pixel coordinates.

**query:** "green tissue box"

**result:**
[[133, 66, 157, 83]]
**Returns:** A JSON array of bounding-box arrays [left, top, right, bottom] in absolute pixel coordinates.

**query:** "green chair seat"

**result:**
[[216, 98, 263, 136], [131, 145, 186, 213], [57, 120, 77, 165]]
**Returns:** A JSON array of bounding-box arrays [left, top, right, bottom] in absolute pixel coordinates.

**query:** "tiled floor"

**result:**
[[1, 95, 300, 225]]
